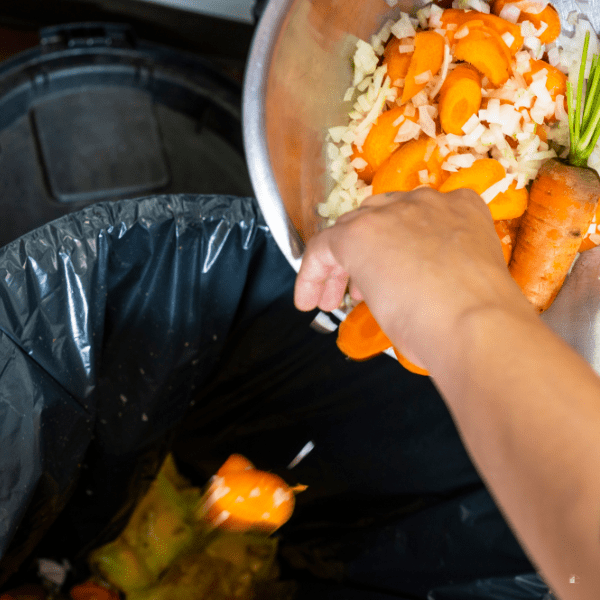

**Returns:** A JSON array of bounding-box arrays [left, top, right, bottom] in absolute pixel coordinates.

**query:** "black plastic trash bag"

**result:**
[[0, 195, 552, 599]]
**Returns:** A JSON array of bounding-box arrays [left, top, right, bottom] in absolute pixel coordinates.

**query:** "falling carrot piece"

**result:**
[[453, 29, 511, 86], [492, 0, 561, 44], [203, 456, 305, 534], [509, 159, 600, 312], [438, 64, 482, 135], [383, 36, 413, 87], [487, 182, 529, 220], [441, 8, 524, 53], [438, 158, 506, 196], [401, 30, 445, 104], [336, 301, 392, 360], [216, 454, 255, 475], [372, 138, 442, 194]]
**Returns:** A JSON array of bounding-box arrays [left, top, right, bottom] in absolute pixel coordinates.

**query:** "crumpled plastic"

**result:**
[[0, 194, 552, 599]]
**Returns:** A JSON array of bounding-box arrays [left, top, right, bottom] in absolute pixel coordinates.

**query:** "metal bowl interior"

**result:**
[[242, 0, 598, 272]]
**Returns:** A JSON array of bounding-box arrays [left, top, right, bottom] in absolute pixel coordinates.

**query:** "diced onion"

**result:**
[[502, 32, 515, 47], [481, 174, 514, 203], [351, 157, 368, 169], [414, 70, 432, 85], [391, 13, 416, 39], [454, 26, 470, 39], [499, 4, 521, 22], [394, 119, 421, 142], [461, 114, 480, 135]]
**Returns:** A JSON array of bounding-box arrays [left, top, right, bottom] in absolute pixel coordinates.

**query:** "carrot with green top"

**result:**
[[509, 32, 600, 313]]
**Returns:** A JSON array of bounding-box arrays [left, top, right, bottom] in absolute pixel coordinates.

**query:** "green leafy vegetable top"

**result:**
[[568, 31, 600, 167]]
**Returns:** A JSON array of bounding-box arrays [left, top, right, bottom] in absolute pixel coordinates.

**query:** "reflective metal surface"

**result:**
[[243, 0, 600, 370]]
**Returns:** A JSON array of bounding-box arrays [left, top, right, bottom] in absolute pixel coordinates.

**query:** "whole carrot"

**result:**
[[508, 32, 600, 313], [509, 160, 600, 312]]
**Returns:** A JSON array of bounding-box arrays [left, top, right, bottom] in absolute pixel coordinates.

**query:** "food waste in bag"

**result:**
[[323, 0, 600, 374], [3, 455, 303, 600]]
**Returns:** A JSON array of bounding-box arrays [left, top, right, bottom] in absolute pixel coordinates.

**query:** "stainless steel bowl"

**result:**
[[242, 0, 600, 372]]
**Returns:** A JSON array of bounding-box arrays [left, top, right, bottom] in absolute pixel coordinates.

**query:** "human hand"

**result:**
[[294, 188, 533, 371]]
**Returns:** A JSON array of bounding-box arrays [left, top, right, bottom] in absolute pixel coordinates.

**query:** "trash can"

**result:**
[[0, 194, 553, 599], [0, 22, 253, 247]]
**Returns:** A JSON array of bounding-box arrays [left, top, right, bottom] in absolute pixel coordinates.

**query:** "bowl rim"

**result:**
[[242, 0, 304, 273]]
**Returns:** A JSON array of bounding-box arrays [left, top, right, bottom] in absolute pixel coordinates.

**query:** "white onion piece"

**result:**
[[351, 157, 368, 170], [514, 0, 548, 14], [429, 43, 452, 99], [481, 174, 514, 204], [499, 4, 521, 22], [391, 13, 416, 39], [462, 114, 481, 135], [418, 105, 437, 137], [415, 70, 433, 85], [454, 26, 470, 39], [394, 119, 421, 142]]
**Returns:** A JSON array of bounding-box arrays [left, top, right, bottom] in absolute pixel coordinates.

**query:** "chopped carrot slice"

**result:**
[[70, 582, 119, 600], [441, 8, 524, 53], [453, 29, 511, 86], [438, 158, 506, 196], [383, 36, 413, 87], [492, 0, 561, 44], [336, 302, 392, 360], [401, 30, 445, 104], [438, 64, 482, 135], [392, 347, 429, 376], [372, 138, 442, 194], [494, 220, 514, 264], [487, 182, 529, 220]]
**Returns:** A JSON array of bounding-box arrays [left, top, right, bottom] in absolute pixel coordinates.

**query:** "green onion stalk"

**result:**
[[567, 31, 600, 167]]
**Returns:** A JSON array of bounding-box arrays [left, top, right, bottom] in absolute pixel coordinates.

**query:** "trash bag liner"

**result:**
[[0, 195, 549, 598]]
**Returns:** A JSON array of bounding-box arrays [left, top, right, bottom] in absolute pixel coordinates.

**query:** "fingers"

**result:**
[[294, 236, 350, 312]]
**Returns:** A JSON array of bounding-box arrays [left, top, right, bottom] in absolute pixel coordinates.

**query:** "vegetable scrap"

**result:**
[[323, 0, 600, 369], [85, 454, 299, 600]]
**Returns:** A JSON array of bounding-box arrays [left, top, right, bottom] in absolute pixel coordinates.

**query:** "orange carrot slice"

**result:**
[[492, 0, 561, 44], [336, 301, 392, 360], [70, 582, 119, 600], [372, 138, 442, 194], [383, 36, 413, 87], [392, 347, 430, 376], [453, 29, 511, 86], [488, 182, 529, 220], [494, 220, 514, 264], [204, 458, 304, 534], [360, 106, 410, 173], [401, 30, 445, 104], [524, 59, 567, 101], [438, 158, 506, 196], [441, 8, 524, 53], [438, 64, 482, 135]]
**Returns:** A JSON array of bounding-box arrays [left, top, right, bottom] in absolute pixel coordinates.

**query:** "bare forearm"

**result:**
[[432, 307, 600, 600]]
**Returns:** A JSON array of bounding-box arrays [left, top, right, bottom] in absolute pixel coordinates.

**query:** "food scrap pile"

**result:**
[[324, 0, 600, 373], [1, 455, 302, 600]]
